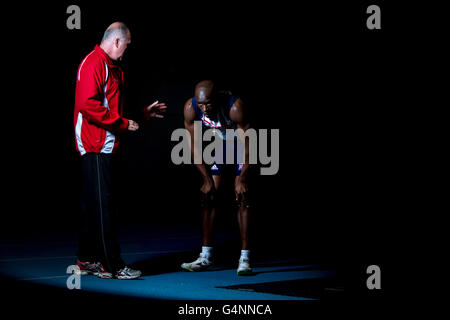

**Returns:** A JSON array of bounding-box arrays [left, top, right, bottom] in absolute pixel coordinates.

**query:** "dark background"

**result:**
[[2, 1, 407, 293]]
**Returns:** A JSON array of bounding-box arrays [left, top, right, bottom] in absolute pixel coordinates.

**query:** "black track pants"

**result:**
[[77, 153, 124, 273]]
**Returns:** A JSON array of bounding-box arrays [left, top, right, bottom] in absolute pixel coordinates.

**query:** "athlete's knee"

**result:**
[[236, 192, 250, 208], [200, 192, 216, 208]]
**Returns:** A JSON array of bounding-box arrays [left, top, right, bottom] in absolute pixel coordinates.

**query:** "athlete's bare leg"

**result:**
[[235, 176, 250, 250], [201, 175, 222, 247]]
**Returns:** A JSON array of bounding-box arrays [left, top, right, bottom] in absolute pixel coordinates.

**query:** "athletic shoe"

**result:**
[[237, 257, 252, 275], [116, 266, 142, 280], [75, 260, 112, 278], [181, 253, 213, 272], [93, 262, 113, 278], [75, 260, 93, 275]]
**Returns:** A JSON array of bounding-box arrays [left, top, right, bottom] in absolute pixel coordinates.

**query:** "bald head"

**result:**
[[195, 80, 215, 101], [100, 22, 131, 61], [101, 22, 130, 43]]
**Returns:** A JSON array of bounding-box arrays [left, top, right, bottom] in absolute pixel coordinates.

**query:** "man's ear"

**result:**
[[115, 38, 120, 48]]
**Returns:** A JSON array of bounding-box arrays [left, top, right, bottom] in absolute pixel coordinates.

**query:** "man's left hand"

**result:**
[[144, 101, 167, 119]]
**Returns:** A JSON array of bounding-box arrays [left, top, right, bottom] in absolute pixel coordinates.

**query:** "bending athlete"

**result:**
[[181, 80, 252, 275]]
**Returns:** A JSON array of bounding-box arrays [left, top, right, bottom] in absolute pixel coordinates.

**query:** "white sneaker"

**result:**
[[116, 266, 142, 280], [237, 257, 252, 275], [181, 253, 213, 272]]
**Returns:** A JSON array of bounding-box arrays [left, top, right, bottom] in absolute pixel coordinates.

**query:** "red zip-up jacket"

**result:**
[[74, 45, 129, 155]]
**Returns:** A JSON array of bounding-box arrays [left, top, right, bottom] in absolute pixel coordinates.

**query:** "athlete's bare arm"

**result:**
[[184, 98, 215, 195], [229, 98, 250, 198]]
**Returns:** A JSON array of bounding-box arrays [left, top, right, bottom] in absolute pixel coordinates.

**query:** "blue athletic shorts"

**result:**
[[210, 163, 243, 176], [209, 139, 244, 176]]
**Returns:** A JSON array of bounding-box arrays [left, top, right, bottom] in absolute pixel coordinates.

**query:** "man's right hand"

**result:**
[[128, 120, 139, 131], [200, 177, 215, 195]]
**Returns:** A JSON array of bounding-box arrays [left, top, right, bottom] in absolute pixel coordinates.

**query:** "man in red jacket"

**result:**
[[73, 22, 166, 279]]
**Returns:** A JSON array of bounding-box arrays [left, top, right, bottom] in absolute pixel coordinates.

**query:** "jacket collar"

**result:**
[[94, 45, 117, 68]]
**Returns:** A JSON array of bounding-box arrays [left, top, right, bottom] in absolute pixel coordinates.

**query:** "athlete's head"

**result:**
[[100, 22, 131, 61], [195, 80, 217, 117]]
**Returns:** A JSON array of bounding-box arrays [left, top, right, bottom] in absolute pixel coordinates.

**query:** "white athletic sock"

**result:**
[[201, 246, 213, 259], [240, 250, 250, 260]]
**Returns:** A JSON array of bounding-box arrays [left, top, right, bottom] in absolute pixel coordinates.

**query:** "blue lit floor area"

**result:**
[[0, 224, 344, 301]]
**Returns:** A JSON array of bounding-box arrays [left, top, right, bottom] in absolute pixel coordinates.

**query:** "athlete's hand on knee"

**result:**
[[200, 177, 215, 195], [235, 178, 248, 200], [127, 120, 139, 131]]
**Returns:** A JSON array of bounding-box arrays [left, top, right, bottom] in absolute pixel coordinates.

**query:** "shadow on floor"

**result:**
[[128, 239, 327, 277], [216, 277, 346, 300]]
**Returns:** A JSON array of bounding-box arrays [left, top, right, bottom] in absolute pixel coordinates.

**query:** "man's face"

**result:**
[[113, 32, 131, 61], [197, 91, 215, 117]]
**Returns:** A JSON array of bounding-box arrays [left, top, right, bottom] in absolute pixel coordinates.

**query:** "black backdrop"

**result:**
[[3, 1, 402, 282]]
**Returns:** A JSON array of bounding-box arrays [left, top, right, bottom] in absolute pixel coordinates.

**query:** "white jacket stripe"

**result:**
[[101, 62, 115, 154], [75, 112, 86, 155]]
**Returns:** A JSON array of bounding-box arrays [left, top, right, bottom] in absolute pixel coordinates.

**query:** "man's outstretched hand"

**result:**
[[144, 101, 167, 120]]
